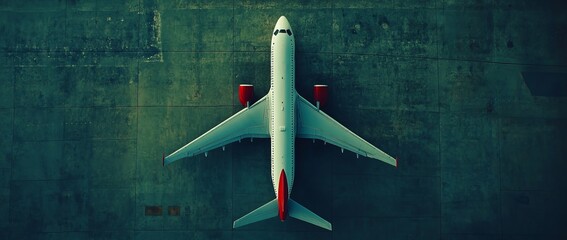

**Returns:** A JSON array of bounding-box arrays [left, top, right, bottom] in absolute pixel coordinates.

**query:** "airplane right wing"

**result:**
[[296, 94, 397, 167], [164, 94, 271, 165]]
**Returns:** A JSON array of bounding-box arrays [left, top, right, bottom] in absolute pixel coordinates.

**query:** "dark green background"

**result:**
[[1, 0, 566, 239]]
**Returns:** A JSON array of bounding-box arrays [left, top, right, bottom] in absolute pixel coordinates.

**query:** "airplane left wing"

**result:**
[[164, 94, 270, 165], [296, 94, 397, 167]]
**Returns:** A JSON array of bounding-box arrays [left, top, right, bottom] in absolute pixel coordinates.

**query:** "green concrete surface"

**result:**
[[1, 0, 566, 239]]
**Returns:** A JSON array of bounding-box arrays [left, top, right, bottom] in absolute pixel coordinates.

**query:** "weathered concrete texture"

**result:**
[[332, 54, 439, 111], [0, 108, 13, 169], [334, 9, 438, 57], [64, 107, 137, 139], [137, 105, 235, 231], [9, 180, 88, 232], [500, 118, 567, 191], [441, 113, 501, 235], [0, 169, 9, 232], [11, 54, 138, 108], [139, 52, 233, 106], [492, 1, 567, 65], [0, 66, 13, 108], [160, 9, 234, 52], [439, 9, 494, 61], [1, 0, 567, 239], [440, 0, 567, 65], [66, 11, 140, 52]]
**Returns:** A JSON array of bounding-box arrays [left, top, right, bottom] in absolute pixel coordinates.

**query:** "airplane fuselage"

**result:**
[[270, 17, 295, 221]]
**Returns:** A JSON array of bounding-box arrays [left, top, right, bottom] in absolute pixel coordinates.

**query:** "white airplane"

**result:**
[[163, 16, 397, 231]]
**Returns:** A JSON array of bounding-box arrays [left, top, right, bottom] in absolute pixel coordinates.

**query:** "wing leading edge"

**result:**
[[296, 94, 397, 167], [164, 94, 271, 165]]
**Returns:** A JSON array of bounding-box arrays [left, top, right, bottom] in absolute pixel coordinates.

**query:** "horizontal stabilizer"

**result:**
[[233, 198, 278, 228], [289, 199, 332, 231]]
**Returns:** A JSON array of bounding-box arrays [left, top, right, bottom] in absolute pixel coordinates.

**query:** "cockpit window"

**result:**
[[275, 29, 292, 36]]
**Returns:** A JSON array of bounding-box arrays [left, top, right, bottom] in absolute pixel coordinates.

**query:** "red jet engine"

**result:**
[[313, 85, 328, 109], [239, 84, 254, 107]]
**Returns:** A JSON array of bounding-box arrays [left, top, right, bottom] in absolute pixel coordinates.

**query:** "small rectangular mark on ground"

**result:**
[[168, 206, 180, 216], [145, 206, 162, 216]]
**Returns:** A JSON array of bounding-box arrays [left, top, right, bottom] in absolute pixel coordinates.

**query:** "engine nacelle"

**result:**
[[238, 84, 254, 107], [313, 85, 328, 109]]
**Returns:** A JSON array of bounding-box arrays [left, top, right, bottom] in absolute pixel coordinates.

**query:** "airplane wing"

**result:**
[[296, 94, 397, 167], [164, 94, 271, 165]]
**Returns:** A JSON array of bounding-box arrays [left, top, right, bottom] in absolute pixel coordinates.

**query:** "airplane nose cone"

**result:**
[[276, 16, 291, 29]]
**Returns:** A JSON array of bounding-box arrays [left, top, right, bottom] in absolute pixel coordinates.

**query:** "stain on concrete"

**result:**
[[143, 10, 163, 62]]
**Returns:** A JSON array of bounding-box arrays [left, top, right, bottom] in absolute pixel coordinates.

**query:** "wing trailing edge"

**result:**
[[296, 93, 396, 167], [164, 94, 271, 165]]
